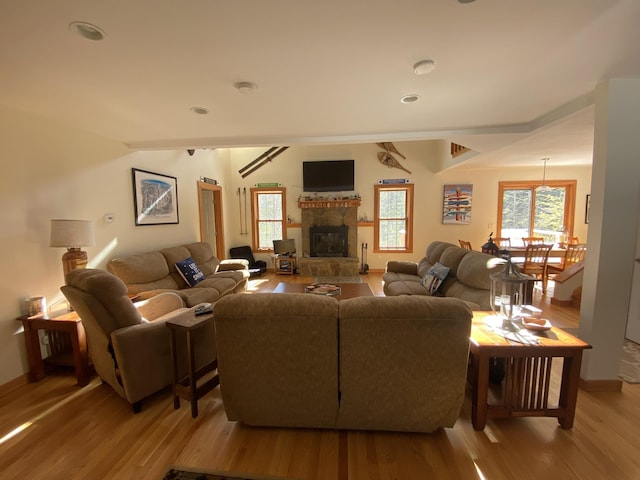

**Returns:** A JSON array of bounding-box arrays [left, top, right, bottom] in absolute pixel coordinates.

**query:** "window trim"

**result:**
[[250, 187, 287, 252], [497, 180, 576, 241], [374, 183, 414, 253]]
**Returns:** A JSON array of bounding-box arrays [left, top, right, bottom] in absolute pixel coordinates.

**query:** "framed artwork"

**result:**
[[585, 194, 591, 224], [443, 184, 472, 224], [132, 168, 179, 226]]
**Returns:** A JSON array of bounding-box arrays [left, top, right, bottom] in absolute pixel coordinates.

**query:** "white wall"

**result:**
[[0, 105, 592, 386], [223, 143, 592, 270], [0, 106, 229, 385]]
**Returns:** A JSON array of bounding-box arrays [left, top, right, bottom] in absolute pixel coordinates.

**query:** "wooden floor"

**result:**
[[1, 272, 639, 480]]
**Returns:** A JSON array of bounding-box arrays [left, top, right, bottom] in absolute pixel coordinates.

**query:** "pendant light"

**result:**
[[536, 157, 552, 191]]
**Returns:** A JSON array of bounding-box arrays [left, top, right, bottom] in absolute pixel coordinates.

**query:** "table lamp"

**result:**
[[50, 219, 95, 281]]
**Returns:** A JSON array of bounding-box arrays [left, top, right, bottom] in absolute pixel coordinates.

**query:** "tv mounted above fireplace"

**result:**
[[303, 160, 354, 192]]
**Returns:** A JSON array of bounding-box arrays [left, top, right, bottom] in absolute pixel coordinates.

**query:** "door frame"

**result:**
[[197, 181, 225, 259]]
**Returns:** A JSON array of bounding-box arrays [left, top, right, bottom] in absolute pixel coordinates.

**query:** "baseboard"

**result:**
[[0, 374, 28, 398], [550, 297, 573, 306], [579, 377, 623, 392]]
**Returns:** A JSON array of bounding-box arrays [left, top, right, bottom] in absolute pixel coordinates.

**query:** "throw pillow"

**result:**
[[175, 257, 205, 287], [421, 262, 451, 295]]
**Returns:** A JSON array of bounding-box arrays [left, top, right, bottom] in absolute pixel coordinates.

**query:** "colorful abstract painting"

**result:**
[[443, 184, 472, 224]]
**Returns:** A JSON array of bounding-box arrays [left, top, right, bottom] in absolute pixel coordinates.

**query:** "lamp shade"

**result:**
[[50, 219, 95, 248]]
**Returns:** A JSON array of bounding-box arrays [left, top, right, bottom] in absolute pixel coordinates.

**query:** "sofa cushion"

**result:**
[[107, 250, 172, 286], [337, 295, 473, 432], [457, 251, 505, 290], [175, 256, 205, 287], [185, 242, 220, 277]]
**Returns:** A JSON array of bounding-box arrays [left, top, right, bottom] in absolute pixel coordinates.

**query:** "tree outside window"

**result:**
[[251, 188, 286, 251], [498, 181, 576, 246], [374, 184, 414, 253]]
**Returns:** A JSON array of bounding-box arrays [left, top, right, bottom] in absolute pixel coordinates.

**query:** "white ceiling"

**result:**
[[1, 0, 639, 168]]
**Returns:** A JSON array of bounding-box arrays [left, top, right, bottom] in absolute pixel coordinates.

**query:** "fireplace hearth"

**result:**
[[309, 226, 349, 257]]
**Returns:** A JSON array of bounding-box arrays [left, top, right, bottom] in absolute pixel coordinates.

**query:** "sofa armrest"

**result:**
[[385, 261, 419, 276], [134, 292, 185, 320], [217, 258, 249, 272]]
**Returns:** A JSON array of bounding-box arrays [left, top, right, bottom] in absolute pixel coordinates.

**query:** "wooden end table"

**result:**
[[469, 311, 591, 430], [16, 311, 91, 387], [166, 311, 219, 418]]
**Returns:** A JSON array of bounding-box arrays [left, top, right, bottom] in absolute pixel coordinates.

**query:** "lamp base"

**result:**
[[62, 248, 88, 280]]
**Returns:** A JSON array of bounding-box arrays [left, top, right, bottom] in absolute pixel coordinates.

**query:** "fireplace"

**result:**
[[309, 226, 349, 257]]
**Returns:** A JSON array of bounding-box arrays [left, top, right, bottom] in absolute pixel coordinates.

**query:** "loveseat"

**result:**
[[213, 293, 473, 433], [382, 241, 505, 310], [107, 242, 249, 307]]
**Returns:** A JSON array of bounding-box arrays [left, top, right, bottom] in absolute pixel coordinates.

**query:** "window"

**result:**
[[374, 184, 414, 253], [497, 180, 576, 246], [251, 187, 286, 251]]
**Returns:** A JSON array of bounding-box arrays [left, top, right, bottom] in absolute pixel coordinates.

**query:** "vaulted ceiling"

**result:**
[[2, 0, 639, 168]]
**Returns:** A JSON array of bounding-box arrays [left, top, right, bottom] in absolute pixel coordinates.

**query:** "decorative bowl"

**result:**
[[522, 317, 552, 331]]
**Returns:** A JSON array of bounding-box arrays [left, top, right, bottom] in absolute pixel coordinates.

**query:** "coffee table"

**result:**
[[272, 282, 374, 299], [469, 311, 591, 430]]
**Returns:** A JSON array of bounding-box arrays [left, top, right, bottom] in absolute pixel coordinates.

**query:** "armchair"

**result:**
[[229, 245, 267, 277], [61, 268, 216, 412]]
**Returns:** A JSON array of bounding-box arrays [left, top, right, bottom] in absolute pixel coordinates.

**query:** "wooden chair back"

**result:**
[[458, 240, 473, 251], [564, 243, 587, 268], [519, 244, 553, 293], [522, 236, 544, 247], [493, 237, 511, 248]]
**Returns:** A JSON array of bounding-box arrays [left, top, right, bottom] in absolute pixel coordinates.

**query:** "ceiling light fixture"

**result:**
[[536, 157, 552, 191], [413, 59, 436, 75], [234, 82, 257, 94], [69, 21, 106, 41], [190, 107, 209, 115], [400, 94, 420, 104]]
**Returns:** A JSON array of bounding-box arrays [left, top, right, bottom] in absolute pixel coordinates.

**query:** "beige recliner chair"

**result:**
[[62, 268, 216, 412]]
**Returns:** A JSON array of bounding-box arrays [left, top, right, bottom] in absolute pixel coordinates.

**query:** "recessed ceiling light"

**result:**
[[190, 107, 209, 115], [234, 82, 257, 94], [413, 59, 436, 75], [400, 94, 420, 104], [69, 21, 106, 41]]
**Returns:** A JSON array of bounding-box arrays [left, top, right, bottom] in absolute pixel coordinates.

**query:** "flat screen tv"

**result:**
[[303, 160, 355, 192]]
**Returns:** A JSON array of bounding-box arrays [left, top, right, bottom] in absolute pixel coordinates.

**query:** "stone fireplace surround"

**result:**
[[298, 198, 360, 277]]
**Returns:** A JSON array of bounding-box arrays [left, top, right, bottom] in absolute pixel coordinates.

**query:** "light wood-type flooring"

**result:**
[[1, 272, 639, 480]]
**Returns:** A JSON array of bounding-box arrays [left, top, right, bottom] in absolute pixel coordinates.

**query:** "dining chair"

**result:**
[[522, 236, 544, 247], [547, 243, 587, 277], [459, 240, 473, 250], [515, 243, 553, 293], [493, 237, 511, 249]]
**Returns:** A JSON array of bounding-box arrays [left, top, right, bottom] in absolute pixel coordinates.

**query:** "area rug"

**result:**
[[162, 466, 293, 480], [619, 339, 640, 384], [561, 328, 640, 384], [314, 276, 363, 283]]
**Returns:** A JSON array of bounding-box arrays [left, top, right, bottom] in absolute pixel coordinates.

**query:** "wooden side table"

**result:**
[[275, 254, 296, 275], [166, 311, 219, 418], [16, 311, 91, 387], [469, 311, 592, 430]]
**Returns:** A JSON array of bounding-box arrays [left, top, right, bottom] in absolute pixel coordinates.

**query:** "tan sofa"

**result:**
[[383, 241, 505, 310], [107, 242, 249, 307], [213, 293, 473, 433]]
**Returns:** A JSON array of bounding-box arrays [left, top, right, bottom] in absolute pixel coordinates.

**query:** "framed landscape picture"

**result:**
[[132, 168, 179, 225], [442, 184, 473, 224]]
